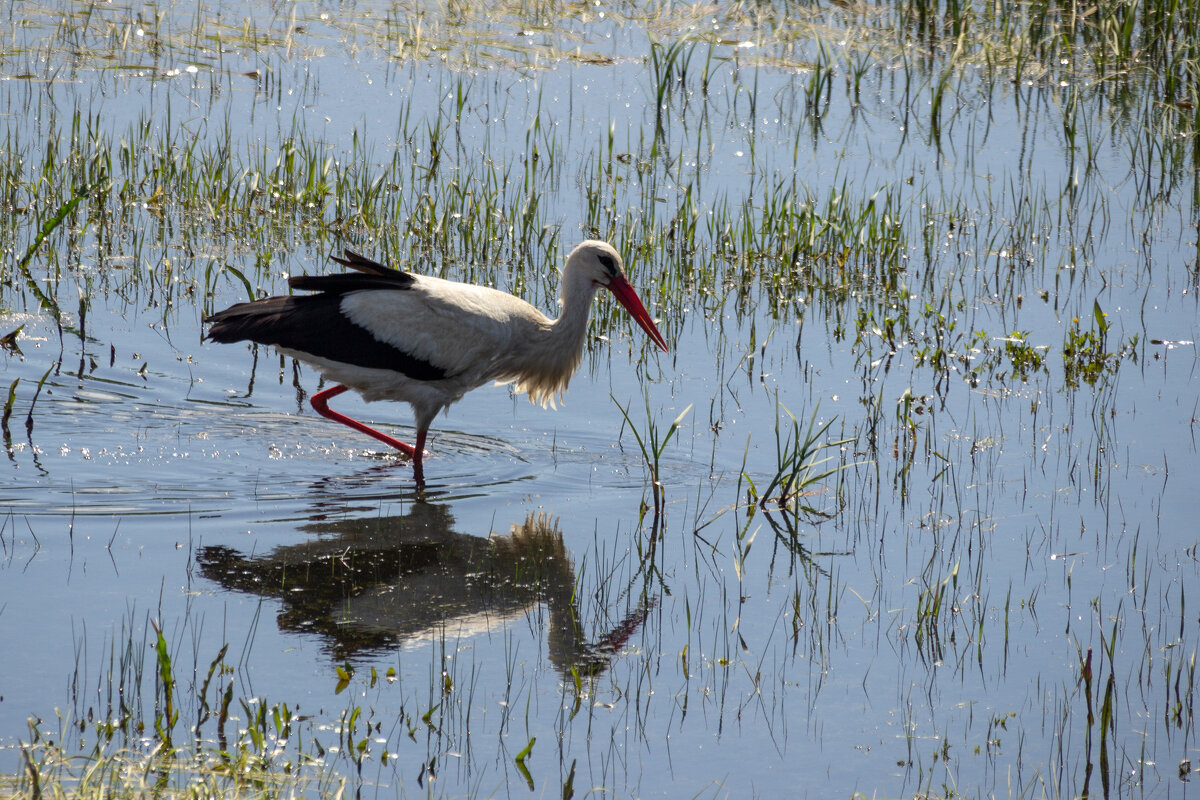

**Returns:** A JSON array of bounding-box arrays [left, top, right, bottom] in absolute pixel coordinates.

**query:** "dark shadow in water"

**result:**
[[196, 502, 649, 677]]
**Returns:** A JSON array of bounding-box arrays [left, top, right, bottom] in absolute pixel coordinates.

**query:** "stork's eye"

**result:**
[[597, 253, 617, 275]]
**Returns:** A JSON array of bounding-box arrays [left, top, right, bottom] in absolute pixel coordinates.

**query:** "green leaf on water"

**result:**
[[1093, 299, 1108, 335], [0, 325, 23, 355], [224, 264, 256, 303], [2, 378, 18, 433], [562, 757, 577, 800], [515, 735, 535, 764], [150, 620, 177, 749], [26, 362, 55, 432], [334, 664, 351, 694], [514, 736, 536, 790]]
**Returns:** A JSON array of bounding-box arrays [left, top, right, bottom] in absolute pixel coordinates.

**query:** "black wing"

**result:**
[[288, 249, 416, 294], [329, 249, 400, 276], [204, 251, 447, 381]]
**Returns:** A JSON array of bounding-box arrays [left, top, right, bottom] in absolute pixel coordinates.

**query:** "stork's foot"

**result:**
[[311, 386, 426, 485]]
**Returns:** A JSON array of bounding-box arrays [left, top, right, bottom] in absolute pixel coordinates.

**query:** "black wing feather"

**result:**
[[288, 250, 414, 294], [288, 273, 413, 293], [330, 249, 401, 277]]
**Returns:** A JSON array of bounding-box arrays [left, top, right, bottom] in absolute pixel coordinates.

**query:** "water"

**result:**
[[1, 2, 1199, 797]]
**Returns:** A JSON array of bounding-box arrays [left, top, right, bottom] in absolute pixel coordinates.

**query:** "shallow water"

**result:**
[[2, 2, 1199, 797]]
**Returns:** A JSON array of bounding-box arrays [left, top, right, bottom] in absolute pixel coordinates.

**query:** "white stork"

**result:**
[[205, 240, 668, 483]]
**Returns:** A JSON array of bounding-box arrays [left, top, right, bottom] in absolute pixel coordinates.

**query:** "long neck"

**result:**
[[550, 265, 601, 356], [509, 266, 600, 408]]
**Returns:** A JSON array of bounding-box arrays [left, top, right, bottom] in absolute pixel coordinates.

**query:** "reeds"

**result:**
[[614, 394, 691, 519], [1, 0, 1197, 797], [8, 617, 341, 799]]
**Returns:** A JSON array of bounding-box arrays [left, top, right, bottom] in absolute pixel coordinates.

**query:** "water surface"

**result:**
[[1, 2, 1198, 797]]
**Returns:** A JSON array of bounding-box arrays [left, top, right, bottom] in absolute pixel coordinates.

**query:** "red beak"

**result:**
[[608, 275, 669, 353]]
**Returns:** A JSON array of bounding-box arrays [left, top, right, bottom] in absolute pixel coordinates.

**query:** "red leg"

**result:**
[[412, 429, 427, 484], [310, 384, 417, 458], [411, 428, 427, 485]]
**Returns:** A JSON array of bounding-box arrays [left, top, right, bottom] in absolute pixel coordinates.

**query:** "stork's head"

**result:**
[[566, 240, 669, 353]]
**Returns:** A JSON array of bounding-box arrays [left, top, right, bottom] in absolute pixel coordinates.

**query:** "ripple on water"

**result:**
[[5, 359, 682, 524], [3, 395, 554, 518]]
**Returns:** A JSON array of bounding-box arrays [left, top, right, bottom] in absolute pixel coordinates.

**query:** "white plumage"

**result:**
[[206, 240, 668, 483]]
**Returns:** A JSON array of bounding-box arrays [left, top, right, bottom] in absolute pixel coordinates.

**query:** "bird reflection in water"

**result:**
[[196, 504, 650, 676]]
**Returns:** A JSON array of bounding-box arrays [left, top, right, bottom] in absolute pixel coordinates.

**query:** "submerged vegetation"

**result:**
[[6, 610, 366, 799], [0, 0, 1197, 797]]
